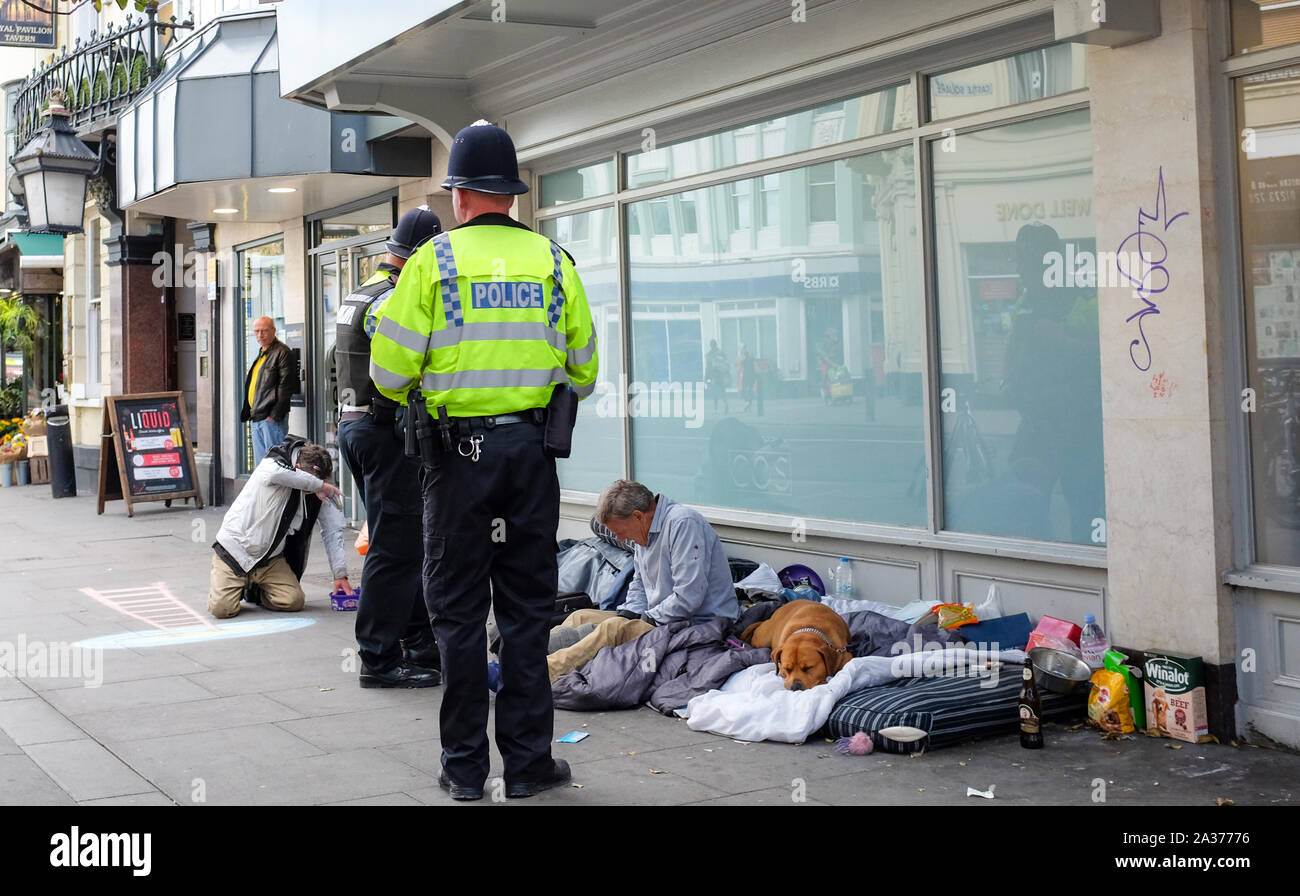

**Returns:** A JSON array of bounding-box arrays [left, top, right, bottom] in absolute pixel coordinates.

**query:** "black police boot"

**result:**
[[359, 662, 441, 689], [505, 759, 571, 799], [439, 768, 484, 801], [401, 631, 441, 672]]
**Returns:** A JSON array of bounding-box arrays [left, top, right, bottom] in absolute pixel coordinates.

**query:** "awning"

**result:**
[[117, 8, 429, 221], [0, 229, 63, 293], [12, 233, 63, 269]]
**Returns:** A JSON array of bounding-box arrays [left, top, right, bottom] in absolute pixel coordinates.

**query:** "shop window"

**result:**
[[312, 201, 393, 245], [932, 109, 1103, 545], [625, 146, 925, 525], [539, 207, 622, 493], [928, 44, 1087, 121], [624, 83, 913, 188], [1237, 65, 1300, 564], [1233, 0, 1300, 55], [237, 238, 286, 475], [539, 158, 616, 208]]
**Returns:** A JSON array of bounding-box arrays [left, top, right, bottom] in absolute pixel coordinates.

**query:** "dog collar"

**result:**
[[791, 626, 847, 653]]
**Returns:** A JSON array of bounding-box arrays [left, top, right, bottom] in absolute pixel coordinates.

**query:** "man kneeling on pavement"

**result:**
[[547, 479, 739, 680], [208, 436, 351, 618]]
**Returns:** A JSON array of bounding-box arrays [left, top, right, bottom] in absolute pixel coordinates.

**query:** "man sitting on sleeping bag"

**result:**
[[545, 478, 738, 680], [207, 435, 352, 618]]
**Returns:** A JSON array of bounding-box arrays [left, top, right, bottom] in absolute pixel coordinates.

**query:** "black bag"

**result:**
[[551, 590, 594, 626], [490, 591, 595, 656]]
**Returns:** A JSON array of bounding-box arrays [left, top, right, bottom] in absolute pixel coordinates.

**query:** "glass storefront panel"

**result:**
[[312, 200, 394, 244], [237, 238, 285, 474], [932, 109, 1103, 544], [624, 84, 914, 189], [928, 44, 1087, 121], [539, 159, 616, 207], [1233, 0, 1300, 56], [625, 145, 926, 525], [1239, 65, 1300, 564], [538, 206, 623, 493]]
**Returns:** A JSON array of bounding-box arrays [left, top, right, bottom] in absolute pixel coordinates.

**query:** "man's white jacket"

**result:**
[[213, 447, 348, 580]]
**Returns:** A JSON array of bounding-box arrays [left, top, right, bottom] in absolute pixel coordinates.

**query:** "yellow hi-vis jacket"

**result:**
[[369, 215, 598, 416]]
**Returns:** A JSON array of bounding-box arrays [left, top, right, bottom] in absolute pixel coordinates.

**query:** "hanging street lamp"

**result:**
[[11, 90, 99, 235]]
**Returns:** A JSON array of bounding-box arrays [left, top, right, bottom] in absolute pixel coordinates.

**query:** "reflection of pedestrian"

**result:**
[[816, 328, 843, 399], [241, 317, 297, 464], [1002, 223, 1102, 542], [739, 344, 758, 412], [705, 340, 730, 414]]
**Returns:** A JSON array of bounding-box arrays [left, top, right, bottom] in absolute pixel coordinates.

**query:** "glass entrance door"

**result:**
[[311, 237, 391, 522]]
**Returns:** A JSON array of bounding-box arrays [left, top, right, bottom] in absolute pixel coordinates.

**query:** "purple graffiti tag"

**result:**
[[1116, 167, 1188, 371]]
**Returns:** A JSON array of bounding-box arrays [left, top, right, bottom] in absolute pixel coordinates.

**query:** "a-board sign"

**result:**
[[97, 392, 204, 517]]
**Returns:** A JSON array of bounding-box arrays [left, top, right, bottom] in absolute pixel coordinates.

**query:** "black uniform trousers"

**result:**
[[420, 418, 558, 788], [338, 415, 434, 672]]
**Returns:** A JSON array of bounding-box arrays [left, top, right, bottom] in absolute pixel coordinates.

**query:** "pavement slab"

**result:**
[[0, 753, 76, 805], [23, 738, 158, 802], [68, 694, 304, 743]]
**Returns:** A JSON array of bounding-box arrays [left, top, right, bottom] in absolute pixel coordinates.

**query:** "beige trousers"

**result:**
[[546, 608, 654, 681], [207, 553, 306, 619]]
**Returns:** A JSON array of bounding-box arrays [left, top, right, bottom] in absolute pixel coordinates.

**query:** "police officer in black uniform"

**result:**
[[336, 206, 443, 688], [371, 123, 598, 801]]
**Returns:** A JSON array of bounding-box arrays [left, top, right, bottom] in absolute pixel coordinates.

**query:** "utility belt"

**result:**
[[339, 398, 398, 426], [406, 386, 577, 466]]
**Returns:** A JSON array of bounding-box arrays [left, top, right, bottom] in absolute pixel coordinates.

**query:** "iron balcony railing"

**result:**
[[11, 2, 193, 150]]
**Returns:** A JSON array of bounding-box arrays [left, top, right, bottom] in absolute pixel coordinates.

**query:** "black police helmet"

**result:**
[[386, 206, 443, 259], [440, 120, 530, 195]]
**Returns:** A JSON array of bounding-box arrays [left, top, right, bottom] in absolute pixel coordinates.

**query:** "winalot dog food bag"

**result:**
[[1143, 649, 1211, 744]]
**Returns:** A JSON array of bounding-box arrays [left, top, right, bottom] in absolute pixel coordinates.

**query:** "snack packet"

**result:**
[[1087, 669, 1135, 734], [931, 602, 978, 629]]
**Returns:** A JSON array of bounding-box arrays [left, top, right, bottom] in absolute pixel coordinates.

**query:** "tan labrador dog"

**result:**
[[742, 601, 852, 691]]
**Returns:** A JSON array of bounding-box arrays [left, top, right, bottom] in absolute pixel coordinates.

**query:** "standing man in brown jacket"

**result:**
[[242, 317, 298, 464]]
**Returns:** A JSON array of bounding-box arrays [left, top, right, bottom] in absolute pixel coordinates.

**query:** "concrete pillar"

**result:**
[[1089, 0, 1237, 730], [105, 231, 169, 395]]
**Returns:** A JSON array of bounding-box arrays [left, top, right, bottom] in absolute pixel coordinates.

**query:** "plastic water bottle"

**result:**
[[1079, 614, 1110, 670], [834, 557, 853, 598]]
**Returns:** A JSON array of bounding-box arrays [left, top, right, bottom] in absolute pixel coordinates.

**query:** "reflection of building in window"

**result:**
[[760, 174, 780, 228], [730, 180, 752, 231], [808, 163, 836, 223]]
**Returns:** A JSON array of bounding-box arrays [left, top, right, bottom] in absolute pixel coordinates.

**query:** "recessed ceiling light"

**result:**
[[267, 187, 296, 194], [212, 208, 238, 214]]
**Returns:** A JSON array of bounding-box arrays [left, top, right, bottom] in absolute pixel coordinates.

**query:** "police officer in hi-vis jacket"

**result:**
[[369, 121, 598, 801], [336, 206, 443, 689]]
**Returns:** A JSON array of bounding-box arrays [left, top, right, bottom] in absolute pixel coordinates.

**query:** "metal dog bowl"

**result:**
[[1028, 647, 1092, 695]]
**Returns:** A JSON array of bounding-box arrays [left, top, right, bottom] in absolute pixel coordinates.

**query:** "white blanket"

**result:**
[[680, 648, 1026, 744]]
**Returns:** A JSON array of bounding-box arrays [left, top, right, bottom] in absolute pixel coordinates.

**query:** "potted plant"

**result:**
[[0, 419, 24, 487]]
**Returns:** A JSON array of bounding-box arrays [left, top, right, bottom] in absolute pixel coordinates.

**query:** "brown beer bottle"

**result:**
[[1019, 662, 1044, 749]]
